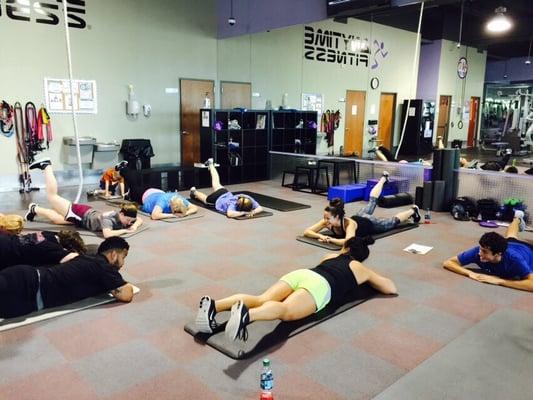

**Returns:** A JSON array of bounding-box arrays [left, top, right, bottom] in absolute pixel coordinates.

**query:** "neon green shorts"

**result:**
[[280, 269, 332, 312]]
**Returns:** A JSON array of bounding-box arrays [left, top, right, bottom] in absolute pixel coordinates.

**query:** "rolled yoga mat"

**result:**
[[415, 186, 424, 209], [431, 180, 446, 212], [422, 181, 433, 210], [432, 149, 444, 181], [441, 148, 460, 211], [378, 192, 413, 208]]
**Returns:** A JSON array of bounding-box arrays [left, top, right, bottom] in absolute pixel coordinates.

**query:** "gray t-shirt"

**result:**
[[82, 210, 125, 232]]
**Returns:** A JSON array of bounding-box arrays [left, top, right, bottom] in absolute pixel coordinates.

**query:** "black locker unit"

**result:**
[[397, 99, 434, 158], [270, 110, 318, 155]]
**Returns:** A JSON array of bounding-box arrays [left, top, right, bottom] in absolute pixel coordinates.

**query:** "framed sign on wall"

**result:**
[[44, 78, 98, 114]]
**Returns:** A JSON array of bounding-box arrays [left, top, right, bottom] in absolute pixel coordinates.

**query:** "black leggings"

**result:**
[[120, 168, 147, 203]]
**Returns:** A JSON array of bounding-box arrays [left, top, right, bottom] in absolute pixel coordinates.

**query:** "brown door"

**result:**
[[180, 79, 214, 166], [437, 95, 452, 146], [378, 93, 396, 150], [343, 90, 366, 157], [221, 81, 251, 109], [467, 96, 480, 148]]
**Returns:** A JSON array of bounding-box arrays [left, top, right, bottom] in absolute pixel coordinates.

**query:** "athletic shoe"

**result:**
[[190, 186, 197, 200], [87, 189, 96, 197], [411, 205, 421, 223], [514, 210, 526, 232], [29, 158, 51, 170], [115, 160, 128, 171], [25, 203, 37, 221], [195, 296, 218, 334], [204, 158, 214, 167], [382, 171, 390, 183], [225, 300, 250, 342]]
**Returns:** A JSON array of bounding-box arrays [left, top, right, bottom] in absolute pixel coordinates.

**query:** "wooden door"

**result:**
[[343, 90, 366, 157], [221, 81, 251, 109], [437, 95, 451, 146], [378, 93, 396, 150], [467, 96, 480, 148], [180, 79, 214, 166]]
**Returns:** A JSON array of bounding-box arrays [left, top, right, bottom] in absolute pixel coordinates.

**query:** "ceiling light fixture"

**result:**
[[486, 6, 512, 33]]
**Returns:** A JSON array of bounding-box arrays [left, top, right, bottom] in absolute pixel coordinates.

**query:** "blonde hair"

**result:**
[[0, 213, 24, 235], [170, 196, 187, 213]]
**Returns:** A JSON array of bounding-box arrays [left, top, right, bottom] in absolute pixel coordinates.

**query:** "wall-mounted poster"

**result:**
[[44, 78, 98, 114], [301, 93, 324, 123]]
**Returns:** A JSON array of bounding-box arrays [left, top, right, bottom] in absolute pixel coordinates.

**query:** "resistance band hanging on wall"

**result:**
[[0, 101, 15, 137]]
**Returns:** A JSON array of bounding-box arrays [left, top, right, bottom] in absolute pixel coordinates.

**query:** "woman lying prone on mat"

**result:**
[[190, 158, 263, 219], [0, 230, 86, 270], [139, 188, 198, 220], [195, 236, 397, 341], [25, 159, 143, 238], [303, 172, 421, 246]]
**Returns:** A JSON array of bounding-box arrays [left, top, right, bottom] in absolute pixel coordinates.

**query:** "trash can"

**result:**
[[119, 139, 155, 170]]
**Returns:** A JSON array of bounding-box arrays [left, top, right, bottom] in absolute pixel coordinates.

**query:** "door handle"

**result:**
[[181, 131, 190, 135]]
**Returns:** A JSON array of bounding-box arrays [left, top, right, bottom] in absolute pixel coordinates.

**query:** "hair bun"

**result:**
[[329, 198, 344, 208]]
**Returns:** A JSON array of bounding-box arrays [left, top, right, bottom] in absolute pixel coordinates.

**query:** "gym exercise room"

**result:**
[[0, 0, 532, 399]]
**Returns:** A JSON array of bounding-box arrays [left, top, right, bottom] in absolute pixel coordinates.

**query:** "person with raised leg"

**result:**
[[25, 158, 143, 238], [190, 158, 263, 219], [304, 171, 421, 245]]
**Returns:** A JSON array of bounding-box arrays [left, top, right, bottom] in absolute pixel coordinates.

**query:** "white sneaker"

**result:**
[[195, 296, 218, 334], [514, 210, 526, 232]]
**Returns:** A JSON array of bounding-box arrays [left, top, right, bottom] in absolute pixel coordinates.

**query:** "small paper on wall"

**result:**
[[351, 105, 357, 115]]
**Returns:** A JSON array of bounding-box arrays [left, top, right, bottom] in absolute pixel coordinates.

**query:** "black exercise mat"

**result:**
[[232, 191, 310, 212], [184, 284, 377, 359], [188, 198, 274, 219], [296, 223, 419, 250]]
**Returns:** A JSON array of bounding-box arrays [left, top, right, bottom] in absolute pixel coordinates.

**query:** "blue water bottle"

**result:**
[[260, 358, 274, 399]]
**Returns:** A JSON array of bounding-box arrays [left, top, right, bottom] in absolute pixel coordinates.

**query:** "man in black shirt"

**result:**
[[0, 237, 134, 319]]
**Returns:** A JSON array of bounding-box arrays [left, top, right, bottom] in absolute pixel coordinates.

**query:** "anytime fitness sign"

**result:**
[[304, 25, 388, 70], [0, 0, 87, 29]]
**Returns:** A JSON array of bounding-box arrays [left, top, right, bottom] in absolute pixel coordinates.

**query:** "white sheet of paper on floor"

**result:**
[[403, 243, 433, 255]]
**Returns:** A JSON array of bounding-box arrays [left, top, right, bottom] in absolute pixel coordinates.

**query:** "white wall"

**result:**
[[0, 0, 217, 179], [435, 40, 487, 143], [218, 19, 420, 155]]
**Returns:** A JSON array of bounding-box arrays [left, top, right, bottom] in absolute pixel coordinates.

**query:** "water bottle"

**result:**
[[424, 208, 431, 224], [260, 358, 274, 399]]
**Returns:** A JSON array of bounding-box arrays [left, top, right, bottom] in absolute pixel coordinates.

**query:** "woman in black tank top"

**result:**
[[304, 173, 421, 244], [194, 237, 397, 342], [303, 198, 358, 247]]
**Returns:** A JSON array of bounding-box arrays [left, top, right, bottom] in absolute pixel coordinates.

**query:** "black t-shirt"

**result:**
[[0, 231, 69, 270], [311, 254, 359, 305], [352, 216, 374, 238], [39, 254, 127, 308]]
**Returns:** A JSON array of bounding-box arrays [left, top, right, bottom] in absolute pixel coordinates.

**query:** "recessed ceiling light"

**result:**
[[486, 6, 512, 33]]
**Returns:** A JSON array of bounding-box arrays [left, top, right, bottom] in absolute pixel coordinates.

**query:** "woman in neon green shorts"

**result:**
[[195, 236, 397, 341]]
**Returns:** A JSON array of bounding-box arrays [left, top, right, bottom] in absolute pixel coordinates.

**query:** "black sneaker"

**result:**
[[204, 158, 214, 167], [411, 205, 421, 223], [189, 186, 197, 200], [115, 160, 128, 171], [225, 300, 250, 342], [29, 158, 51, 170], [195, 296, 218, 334], [382, 171, 390, 183], [24, 203, 37, 221]]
